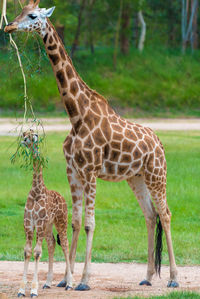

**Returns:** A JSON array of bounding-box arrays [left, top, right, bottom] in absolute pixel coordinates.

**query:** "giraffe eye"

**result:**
[[28, 14, 37, 20]]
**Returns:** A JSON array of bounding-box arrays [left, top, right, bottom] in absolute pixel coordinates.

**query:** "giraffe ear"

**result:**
[[42, 7, 55, 18]]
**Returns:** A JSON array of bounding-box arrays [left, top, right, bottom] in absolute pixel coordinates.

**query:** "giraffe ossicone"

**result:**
[[5, 0, 179, 291], [17, 130, 72, 297]]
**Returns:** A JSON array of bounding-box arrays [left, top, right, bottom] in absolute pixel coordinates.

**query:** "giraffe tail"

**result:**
[[57, 234, 61, 246], [155, 214, 163, 277]]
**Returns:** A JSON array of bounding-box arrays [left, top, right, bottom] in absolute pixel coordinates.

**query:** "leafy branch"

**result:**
[[1, 0, 48, 170]]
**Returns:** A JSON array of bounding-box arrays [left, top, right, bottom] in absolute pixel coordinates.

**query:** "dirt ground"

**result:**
[[0, 118, 200, 136], [0, 262, 200, 299]]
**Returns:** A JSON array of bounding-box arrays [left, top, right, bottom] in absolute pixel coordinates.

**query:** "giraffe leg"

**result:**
[[67, 165, 83, 274], [18, 230, 33, 297], [164, 211, 179, 288], [30, 230, 45, 297], [127, 175, 157, 286], [75, 175, 96, 291], [43, 224, 56, 289], [154, 202, 178, 287], [55, 222, 73, 290], [144, 169, 179, 288]]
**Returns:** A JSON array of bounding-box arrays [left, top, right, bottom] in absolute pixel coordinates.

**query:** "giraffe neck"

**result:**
[[41, 19, 98, 127], [32, 162, 44, 191], [29, 143, 44, 189]]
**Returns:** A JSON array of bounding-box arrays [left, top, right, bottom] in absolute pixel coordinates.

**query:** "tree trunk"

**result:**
[[71, 0, 87, 58], [166, 0, 176, 45], [113, 0, 123, 69], [182, 0, 198, 53], [138, 10, 146, 52], [88, 0, 96, 54], [120, 0, 131, 55], [133, 12, 139, 48], [191, 0, 198, 49]]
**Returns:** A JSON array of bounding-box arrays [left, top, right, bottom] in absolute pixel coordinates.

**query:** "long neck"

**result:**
[[32, 163, 44, 190], [41, 20, 94, 127], [31, 143, 44, 190]]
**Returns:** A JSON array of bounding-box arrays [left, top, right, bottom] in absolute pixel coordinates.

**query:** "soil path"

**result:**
[[0, 262, 200, 298], [0, 118, 200, 136]]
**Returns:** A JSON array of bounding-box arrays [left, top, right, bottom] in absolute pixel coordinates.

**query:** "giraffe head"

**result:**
[[19, 130, 48, 169], [4, 0, 55, 36], [21, 129, 38, 152]]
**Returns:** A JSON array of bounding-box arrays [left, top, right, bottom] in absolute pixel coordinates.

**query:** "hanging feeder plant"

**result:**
[[1, 0, 48, 170]]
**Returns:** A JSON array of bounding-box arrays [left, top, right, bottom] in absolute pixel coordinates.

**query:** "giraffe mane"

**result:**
[[78, 76, 108, 104], [47, 19, 108, 105]]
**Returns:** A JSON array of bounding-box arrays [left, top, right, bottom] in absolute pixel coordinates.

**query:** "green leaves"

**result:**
[[10, 134, 48, 171]]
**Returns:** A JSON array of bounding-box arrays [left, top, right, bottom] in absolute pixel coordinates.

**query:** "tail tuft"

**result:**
[[155, 215, 163, 277], [57, 234, 61, 246]]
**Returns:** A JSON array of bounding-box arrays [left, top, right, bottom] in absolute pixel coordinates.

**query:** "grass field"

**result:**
[[115, 291, 200, 299], [0, 130, 200, 264]]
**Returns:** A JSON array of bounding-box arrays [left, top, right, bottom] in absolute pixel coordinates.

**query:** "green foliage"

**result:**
[[1, 47, 200, 117], [10, 132, 48, 171], [1, 0, 186, 51], [0, 131, 200, 263], [1, 0, 199, 116]]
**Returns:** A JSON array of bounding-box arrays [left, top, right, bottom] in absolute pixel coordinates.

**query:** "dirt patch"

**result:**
[[0, 262, 200, 298], [0, 118, 200, 136]]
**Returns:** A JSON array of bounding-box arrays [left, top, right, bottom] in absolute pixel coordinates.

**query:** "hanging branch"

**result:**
[[1, 0, 31, 123], [1, 0, 48, 169], [0, 0, 43, 124]]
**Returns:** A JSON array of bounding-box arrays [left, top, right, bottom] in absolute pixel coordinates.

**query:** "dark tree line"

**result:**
[[1, 0, 199, 59]]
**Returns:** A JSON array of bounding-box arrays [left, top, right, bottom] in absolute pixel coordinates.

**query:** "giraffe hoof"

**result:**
[[167, 280, 179, 288], [139, 279, 152, 286], [42, 284, 50, 289], [75, 283, 90, 291], [65, 286, 73, 291], [17, 293, 25, 297], [57, 280, 66, 287]]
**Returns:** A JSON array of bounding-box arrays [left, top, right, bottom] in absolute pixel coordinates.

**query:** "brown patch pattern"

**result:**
[[66, 65, 74, 79], [56, 69, 67, 88], [70, 81, 79, 97], [49, 54, 60, 65]]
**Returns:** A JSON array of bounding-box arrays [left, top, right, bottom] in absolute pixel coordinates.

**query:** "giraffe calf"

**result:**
[[18, 131, 72, 298]]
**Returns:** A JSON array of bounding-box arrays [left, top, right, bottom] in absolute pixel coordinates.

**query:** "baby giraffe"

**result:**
[[18, 130, 72, 298]]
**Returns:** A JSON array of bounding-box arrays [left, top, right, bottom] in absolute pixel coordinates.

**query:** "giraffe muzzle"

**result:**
[[4, 23, 18, 33]]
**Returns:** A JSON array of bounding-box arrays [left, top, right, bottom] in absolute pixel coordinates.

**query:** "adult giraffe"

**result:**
[[5, 0, 179, 291]]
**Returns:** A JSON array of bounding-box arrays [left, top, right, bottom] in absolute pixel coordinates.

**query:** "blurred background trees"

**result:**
[[2, 0, 199, 60], [0, 0, 200, 117]]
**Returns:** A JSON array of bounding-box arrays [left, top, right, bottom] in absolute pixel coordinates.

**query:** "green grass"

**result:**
[[115, 291, 200, 299], [0, 131, 200, 264], [1, 45, 200, 117]]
